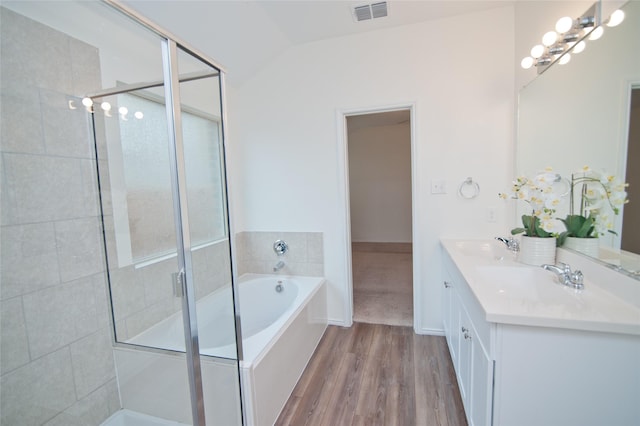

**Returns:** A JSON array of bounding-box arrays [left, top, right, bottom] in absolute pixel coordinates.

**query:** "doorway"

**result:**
[[621, 87, 639, 253], [346, 109, 413, 326]]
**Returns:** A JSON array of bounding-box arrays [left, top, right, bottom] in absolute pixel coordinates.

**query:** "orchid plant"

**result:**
[[499, 168, 565, 238], [558, 166, 629, 245]]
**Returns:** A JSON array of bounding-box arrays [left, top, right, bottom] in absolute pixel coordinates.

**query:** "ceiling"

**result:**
[[123, 0, 513, 86], [253, 1, 510, 45]]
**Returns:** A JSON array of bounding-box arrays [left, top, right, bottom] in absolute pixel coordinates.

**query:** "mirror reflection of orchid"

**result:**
[[558, 166, 629, 245], [499, 168, 565, 238]]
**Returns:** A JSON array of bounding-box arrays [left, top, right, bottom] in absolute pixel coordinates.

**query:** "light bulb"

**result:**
[[82, 97, 93, 107], [573, 40, 586, 54], [118, 106, 128, 115], [542, 31, 558, 46], [555, 16, 573, 34], [134, 111, 144, 119], [530, 44, 545, 59], [521, 56, 534, 69], [559, 53, 571, 65], [589, 26, 603, 40], [606, 10, 625, 27], [100, 101, 111, 111]]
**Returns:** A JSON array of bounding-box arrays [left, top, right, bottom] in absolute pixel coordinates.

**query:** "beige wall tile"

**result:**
[[0, 222, 60, 299], [0, 87, 44, 155], [109, 266, 145, 322], [55, 217, 105, 282], [124, 299, 180, 340], [22, 276, 100, 359], [4, 154, 95, 223], [68, 37, 101, 96], [140, 258, 177, 305], [0, 347, 77, 426], [43, 378, 120, 426], [40, 89, 94, 159], [0, 297, 30, 374], [236, 231, 324, 277], [69, 328, 116, 399], [0, 8, 74, 94], [307, 232, 324, 263]]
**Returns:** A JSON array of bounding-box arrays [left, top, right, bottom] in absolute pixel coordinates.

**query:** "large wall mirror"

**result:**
[[517, 0, 640, 277]]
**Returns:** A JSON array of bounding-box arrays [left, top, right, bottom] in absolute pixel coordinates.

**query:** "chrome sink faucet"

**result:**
[[541, 263, 584, 289], [495, 236, 520, 254]]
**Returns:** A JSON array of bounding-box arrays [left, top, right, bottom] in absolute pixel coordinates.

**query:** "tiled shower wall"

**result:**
[[235, 231, 324, 276], [0, 8, 120, 425]]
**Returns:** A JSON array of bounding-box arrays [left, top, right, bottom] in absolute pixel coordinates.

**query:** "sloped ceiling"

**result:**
[[123, 1, 512, 86]]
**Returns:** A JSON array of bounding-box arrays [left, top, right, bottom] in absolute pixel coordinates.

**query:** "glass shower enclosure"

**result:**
[[0, 1, 242, 425]]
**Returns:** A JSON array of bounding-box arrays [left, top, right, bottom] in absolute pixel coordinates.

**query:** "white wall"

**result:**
[[348, 121, 412, 243], [229, 5, 516, 332]]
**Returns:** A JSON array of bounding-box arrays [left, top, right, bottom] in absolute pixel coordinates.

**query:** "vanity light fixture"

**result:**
[[520, 2, 604, 73], [558, 53, 571, 65], [521, 3, 627, 73], [606, 9, 625, 27], [588, 26, 604, 40], [572, 40, 586, 54]]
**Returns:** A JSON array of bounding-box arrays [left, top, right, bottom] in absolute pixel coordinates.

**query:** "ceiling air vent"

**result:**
[[353, 2, 388, 22]]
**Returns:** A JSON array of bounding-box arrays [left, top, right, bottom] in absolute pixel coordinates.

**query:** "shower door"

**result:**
[[84, 2, 241, 425], [0, 1, 241, 424]]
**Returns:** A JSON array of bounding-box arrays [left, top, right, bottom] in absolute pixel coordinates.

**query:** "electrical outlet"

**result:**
[[431, 179, 447, 194], [487, 207, 497, 223]]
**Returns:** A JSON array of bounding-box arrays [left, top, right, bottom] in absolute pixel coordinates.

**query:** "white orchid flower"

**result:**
[[541, 218, 565, 234]]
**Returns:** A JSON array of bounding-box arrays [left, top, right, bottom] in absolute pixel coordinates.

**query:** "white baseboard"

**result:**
[[415, 326, 445, 336]]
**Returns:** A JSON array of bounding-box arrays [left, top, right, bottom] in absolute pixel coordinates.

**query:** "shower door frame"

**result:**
[[97, 1, 244, 425]]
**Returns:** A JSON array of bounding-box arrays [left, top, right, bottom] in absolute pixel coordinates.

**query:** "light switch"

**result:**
[[431, 179, 447, 194]]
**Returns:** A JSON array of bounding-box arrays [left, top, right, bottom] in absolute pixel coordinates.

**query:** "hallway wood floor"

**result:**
[[275, 323, 467, 426]]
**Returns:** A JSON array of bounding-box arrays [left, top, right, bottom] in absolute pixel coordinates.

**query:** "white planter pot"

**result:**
[[518, 236, 556, 266], [563, 237, 599, 258]]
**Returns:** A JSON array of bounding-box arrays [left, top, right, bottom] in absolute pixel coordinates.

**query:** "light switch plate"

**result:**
[[487, 207, 497, 222], [431, 179, 447, 194]]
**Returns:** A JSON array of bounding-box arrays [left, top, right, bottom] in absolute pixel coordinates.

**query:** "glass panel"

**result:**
[[117, 91, 177, 262], [0, 1, 244, 424], [176, 47, 243, 425]]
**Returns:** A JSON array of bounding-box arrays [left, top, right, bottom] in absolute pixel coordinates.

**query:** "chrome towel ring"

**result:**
[[459, 177, 480, 199]]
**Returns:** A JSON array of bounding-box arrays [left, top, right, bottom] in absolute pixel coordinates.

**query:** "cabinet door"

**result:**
[[470, 337, 493, 426], [442, 278, 453, 349], [458, 300, 472, 411]]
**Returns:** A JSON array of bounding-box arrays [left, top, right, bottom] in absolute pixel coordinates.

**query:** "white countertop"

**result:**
[[441, 239, 640, 336]]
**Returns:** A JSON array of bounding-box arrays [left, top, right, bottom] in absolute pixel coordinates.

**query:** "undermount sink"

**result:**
[[475, 265, 553, 298], [453, 240, 513, 261], [477, 265, 558, 287]]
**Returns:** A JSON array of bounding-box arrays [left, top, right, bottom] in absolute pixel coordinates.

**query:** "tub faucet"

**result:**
[[495, 236, 520, 254], [273, 260, 285, 272], [541, 263, 584, 289]]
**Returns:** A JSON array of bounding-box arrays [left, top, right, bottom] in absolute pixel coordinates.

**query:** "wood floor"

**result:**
[[275, 322, 467, 426], [352, 243, 413, 327]]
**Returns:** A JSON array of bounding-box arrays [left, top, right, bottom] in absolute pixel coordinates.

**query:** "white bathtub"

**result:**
[[115, 274, 327, 425]]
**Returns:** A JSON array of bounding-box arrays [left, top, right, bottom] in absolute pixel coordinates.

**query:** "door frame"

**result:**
[[335, 102, 419, 331]]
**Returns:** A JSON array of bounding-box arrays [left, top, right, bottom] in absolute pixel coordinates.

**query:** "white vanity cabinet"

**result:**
[[441, 243, 640, 426], [443, 255, 493, 426]]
